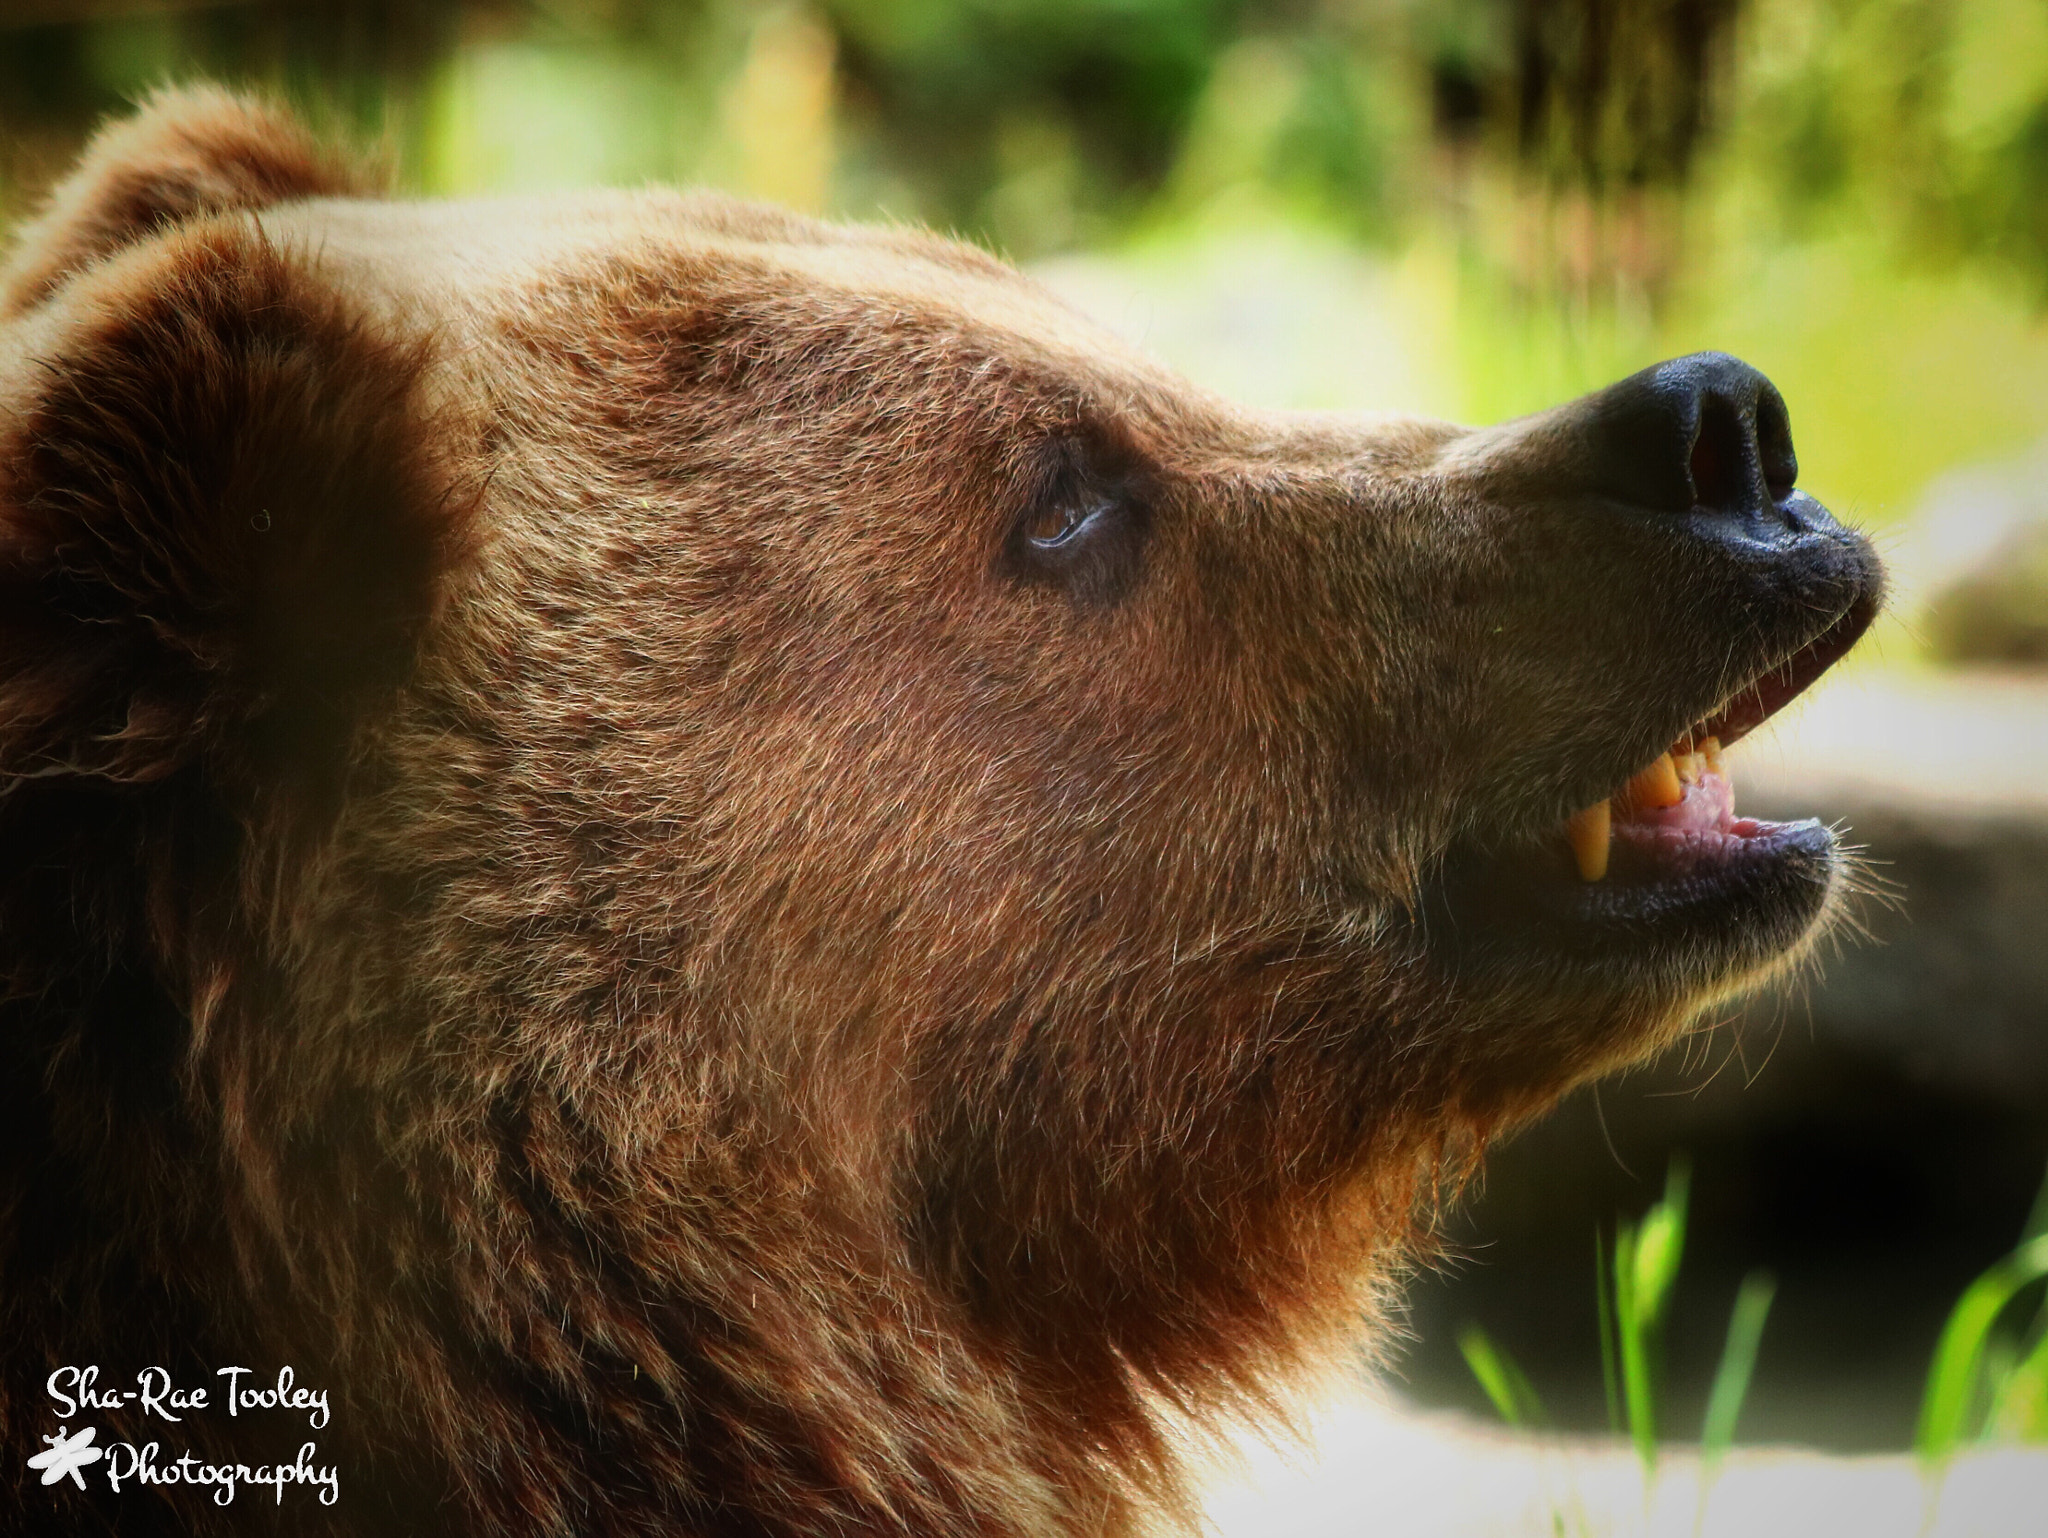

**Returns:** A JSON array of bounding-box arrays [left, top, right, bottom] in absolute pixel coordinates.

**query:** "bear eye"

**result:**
[[1000, 435, 1151, 606], [1021, 500, 1097, 549]]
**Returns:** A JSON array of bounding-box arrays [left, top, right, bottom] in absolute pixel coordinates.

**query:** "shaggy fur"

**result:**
[[0, 91, 1875, 1537]]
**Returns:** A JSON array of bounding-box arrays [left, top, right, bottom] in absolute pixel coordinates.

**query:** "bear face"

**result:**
[[0, 91, 1880, 1537]]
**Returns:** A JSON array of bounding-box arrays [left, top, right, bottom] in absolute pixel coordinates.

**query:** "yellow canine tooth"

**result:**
[[1625, 751, 1684, 810], [1703, 736, 1726, 775], [1566, 799, 1612, 882], [1675, 751, 1704, 784]]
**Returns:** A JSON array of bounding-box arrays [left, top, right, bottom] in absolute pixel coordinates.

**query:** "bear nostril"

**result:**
[[1688, 393, 1753, 513], [1556, 352, 1801, 523], [1754, 389, 1798, 500]]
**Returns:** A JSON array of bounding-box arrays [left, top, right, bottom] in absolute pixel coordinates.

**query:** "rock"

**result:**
[[1904, 437, 2048, 667], [1924, 521, 2048, 665]]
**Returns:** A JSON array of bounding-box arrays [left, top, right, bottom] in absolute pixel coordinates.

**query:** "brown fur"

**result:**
[[0, 92, 1873, 1536]]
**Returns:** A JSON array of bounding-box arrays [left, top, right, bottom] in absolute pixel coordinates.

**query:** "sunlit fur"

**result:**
[[0, 91, 1866, 1537]]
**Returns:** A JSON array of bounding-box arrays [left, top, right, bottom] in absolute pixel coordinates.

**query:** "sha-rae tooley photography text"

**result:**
[[31, 1366, 340, 1507]]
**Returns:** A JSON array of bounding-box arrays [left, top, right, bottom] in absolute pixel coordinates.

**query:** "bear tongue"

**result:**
[[1563, 740, 1735, 882]]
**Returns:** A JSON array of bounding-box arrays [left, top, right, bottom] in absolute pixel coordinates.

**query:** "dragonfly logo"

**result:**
[[28, 1425, 103, 1490]]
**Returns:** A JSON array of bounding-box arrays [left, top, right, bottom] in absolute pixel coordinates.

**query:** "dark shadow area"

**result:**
[[1398, 981, 2048, 1451]]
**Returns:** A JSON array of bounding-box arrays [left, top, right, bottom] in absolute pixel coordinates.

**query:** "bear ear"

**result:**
[[0, 217, 468, 788], [0, 86, 366, 318]]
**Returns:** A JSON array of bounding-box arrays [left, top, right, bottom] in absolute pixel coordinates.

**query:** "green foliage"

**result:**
[[1456, 1157, 1773, 1474], [17, 0, 2048, 289], [1916, 1231, 2048, 1461], [1457, 1322, 1548, 1429], [1605, 1158, 1690, 1471], [1594, 1226, 1621, 1434], [1459, 1156, 2048, 1473], [1462, 1157, 1776, 1472], [1727, 0, 2048, 300], [829, 0, 1238, 214], [1699, 1271, 1775, 1469]]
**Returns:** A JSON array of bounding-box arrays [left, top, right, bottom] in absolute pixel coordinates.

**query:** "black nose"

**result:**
[[1574, 352, 1799, 519]]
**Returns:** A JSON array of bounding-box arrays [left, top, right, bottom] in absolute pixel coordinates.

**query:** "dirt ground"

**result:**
[[1198, 1390, 2048, 1538]]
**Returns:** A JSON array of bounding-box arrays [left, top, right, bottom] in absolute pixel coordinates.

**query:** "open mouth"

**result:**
[[1420, 584, 1880, 988], [1560, 590, 1874, 890], [1406, 352, 1890, 1007]]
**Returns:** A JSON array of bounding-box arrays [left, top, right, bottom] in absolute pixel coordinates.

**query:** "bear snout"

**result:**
[[1453, 350, 1798, 524]]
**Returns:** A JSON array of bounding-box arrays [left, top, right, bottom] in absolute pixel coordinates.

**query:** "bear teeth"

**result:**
[[1564, 737, 1732, 882], [1565, 800, 1612, 882], [1620, 752, 1684, 812]]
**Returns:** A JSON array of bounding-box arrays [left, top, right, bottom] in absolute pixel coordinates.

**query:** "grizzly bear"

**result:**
[[0, 89, 1880, 1537]]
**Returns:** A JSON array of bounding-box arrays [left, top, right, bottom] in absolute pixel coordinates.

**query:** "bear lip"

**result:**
[[1416, 807, 1841, 995], [1559, 579, 1880, 888], [1413, 575, 1878, 990], [1676, 580, 1880, 754]]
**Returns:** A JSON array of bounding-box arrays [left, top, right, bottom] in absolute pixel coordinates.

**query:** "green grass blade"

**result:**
[[1633, 1158, 1692, 1325], [1458, 1322, 1548, 1429], [1700, 1270, 1776, 1467], [2006, 1163, 2048, 1424], [1981, 1333, 2020, 1424], [1917, 1233, 2048, 1462], [1614, 1224, 1659, 1468], [2020, 1164, 2048, 1245], [1986, 1315, 2048, 1442], [1611, 1161, 1693, 1474], [1596, 1227, 1622, 1436]]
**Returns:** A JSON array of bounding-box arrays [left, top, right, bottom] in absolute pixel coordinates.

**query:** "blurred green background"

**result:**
[[8, 0, 2048, 1459]]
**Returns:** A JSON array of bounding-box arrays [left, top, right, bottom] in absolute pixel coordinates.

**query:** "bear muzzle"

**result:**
[[1414, 353, 1884, 1008]]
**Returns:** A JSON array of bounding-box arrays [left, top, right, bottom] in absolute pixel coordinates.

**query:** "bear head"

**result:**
[[0, 90, 1880, 1536]]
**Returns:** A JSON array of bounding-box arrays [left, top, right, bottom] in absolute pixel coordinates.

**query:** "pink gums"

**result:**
[[1616, 770, 1766, 840]]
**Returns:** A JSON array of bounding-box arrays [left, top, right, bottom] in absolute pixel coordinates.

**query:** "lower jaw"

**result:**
[[1416, 817, 1841, 996]]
